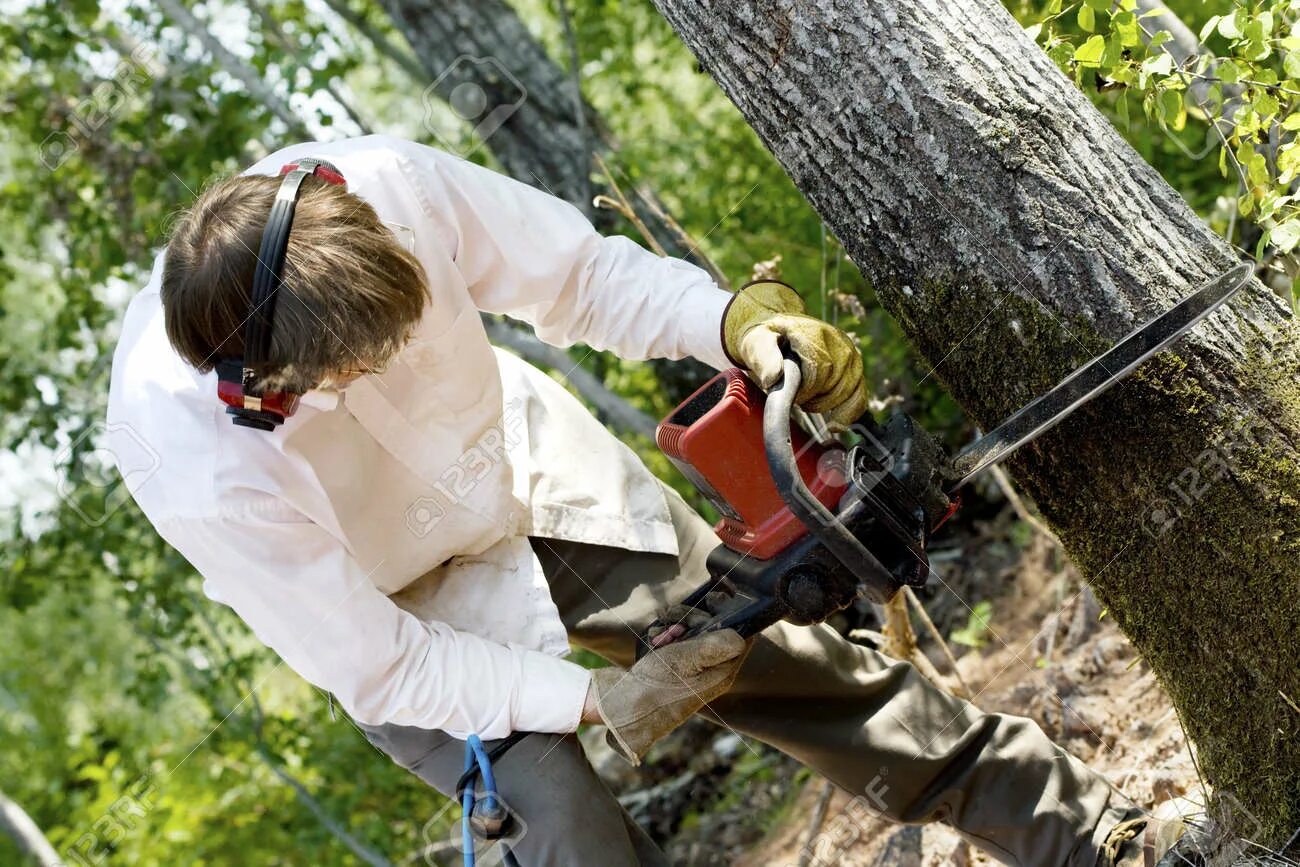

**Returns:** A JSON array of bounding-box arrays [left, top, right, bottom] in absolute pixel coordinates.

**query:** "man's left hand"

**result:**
[[722, 280, 869, 429], [587, 629, 749, 765]]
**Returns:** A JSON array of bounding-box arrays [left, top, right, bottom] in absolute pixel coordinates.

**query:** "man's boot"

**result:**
[[1098, 800, 1210, 867]]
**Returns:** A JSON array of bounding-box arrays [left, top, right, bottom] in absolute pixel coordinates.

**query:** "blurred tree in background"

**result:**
[[0, 0, 1291, 862]]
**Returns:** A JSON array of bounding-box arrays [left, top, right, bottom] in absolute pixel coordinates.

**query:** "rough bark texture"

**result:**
[[650, 0, 1300, 843], [380, 0, 719, 400]]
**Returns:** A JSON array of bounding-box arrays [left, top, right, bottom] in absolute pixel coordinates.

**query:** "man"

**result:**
[[108, 135, 1192, 865]]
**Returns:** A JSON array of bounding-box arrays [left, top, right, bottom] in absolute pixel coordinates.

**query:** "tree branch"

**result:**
[[320, 0, 428, 84], [154, 0, 312, 140], [0, 790, 61, 867]]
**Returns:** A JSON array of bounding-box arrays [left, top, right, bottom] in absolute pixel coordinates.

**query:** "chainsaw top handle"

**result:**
[[763, 351, 901, 601]]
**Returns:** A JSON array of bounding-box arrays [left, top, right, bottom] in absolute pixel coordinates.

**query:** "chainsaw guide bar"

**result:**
[[947, 262, 1252, 490]]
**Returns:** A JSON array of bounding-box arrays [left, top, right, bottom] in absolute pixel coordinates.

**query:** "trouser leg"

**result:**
[[531, 483, 1128, 867], [355, 722, 669, 866]]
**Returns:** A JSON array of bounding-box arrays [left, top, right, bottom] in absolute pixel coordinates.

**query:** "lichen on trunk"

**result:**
[[650, 0, 1300, 843]]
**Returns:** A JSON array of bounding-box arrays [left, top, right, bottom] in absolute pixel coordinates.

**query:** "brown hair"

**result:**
[[161, 173, 429, 392]]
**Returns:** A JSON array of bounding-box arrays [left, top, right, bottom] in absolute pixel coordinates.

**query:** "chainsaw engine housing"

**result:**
[[649, 370, 952, 643], [656, 370, 847, 559]]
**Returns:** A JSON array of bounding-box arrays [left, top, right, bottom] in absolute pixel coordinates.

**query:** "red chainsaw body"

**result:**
[[656, 369, 849, 559]]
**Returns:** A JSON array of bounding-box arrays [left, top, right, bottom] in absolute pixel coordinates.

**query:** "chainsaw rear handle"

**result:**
[[763, 353, 900, 601]]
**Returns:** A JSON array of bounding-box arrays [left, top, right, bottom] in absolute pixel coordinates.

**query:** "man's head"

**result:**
[[161, 172, 430, 393]]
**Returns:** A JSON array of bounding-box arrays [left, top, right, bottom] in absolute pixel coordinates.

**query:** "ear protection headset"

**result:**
[[216, 158, 347, 431]]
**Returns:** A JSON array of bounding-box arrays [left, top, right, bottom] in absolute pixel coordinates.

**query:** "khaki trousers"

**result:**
[[360, 485, 1128, 866]]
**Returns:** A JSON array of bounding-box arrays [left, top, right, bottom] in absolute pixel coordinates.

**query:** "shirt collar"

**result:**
[[298, 388, 342, 412]]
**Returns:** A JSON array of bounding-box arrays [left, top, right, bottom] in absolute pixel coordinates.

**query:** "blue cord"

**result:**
[[462, 734, 511, 867], [467, 735, 499, 811]]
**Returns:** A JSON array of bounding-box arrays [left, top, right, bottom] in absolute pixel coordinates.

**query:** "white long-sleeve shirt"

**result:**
[[107, 135, 732, 739]]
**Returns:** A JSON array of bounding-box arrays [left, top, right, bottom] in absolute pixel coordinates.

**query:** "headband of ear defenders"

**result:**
[[216, 158, 347, 431]]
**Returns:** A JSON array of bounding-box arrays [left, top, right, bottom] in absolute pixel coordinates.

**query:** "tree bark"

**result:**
[[649, 0, 1300, 843]]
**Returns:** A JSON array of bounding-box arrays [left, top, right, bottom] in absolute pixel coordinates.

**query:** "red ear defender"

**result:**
[[216, 360, 303, 430], [218, 157, 347, 431]]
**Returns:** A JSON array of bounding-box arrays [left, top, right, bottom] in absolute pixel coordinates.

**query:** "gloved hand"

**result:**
[[646, 590, 734, 649], [722, 280, 869, 429], [591, 629, 749, 765]]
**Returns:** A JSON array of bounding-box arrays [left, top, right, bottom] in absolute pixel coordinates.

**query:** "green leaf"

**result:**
[[1285, 52, 1300, 79], [1078, 4, 1095, 33], [1257, 229, 1273, 260], [1112, 11, 1140, 46], [1281, 112, 1300, 130], [1258, 10, 1275, 38], [1248, 152, 1271, 188], [1025, 22, 1043, 41], [950, 601, 995, 649], [1219, 60, 1240, 84], [1237, 139, 1257, 169], [1160, 87, 1185, 128], [1200, 16, 1221, 42], [1084, 0, 1111, 9], [1143, 53, 1174, 77], [1047, 40, 1074, 69], [1074, 34, 1107, 66], [1239, 192, 1255, 217], [1255, 90, 1281, 118], [1102, 33, 1124, 67], [1219, 10, 1243, 39], [1270, 220, 1300, 253]]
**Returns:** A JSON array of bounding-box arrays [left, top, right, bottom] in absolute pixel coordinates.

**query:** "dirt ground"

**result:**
[[741, 530, 1202, 867]]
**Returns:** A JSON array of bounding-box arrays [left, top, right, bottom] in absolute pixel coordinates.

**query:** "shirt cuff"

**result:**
[[512, 648, 593, 734], [685, 285, 734, 371]]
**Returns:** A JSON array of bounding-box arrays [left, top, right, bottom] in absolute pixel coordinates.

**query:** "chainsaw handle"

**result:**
[[763, 356, 900, 600]]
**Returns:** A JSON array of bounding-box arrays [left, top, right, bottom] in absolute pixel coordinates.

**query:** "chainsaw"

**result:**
[[641, 263, 1251, 652]]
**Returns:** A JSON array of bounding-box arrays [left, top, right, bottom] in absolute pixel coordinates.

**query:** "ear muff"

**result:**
[[216, 158, 347, 431]]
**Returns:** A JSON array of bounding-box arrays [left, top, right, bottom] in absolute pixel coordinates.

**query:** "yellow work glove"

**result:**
[[722, 280, 869, 429]]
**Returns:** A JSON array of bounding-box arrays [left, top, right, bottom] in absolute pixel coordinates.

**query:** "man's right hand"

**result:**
[[584, 629, 749, 764]]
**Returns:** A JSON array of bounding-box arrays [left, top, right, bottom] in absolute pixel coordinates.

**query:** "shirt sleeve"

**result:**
[[389, 137, 734, 371], [168, 508, 592, 739]]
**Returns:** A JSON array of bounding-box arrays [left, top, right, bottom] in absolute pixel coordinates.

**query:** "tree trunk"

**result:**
[[650, 0, 1300, 844]]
